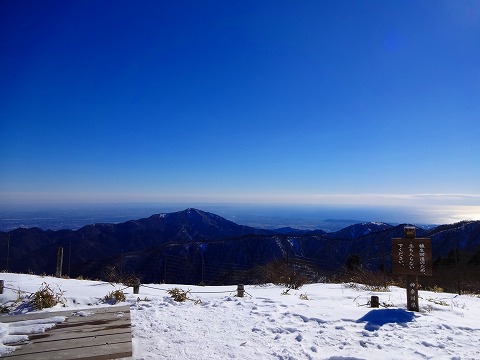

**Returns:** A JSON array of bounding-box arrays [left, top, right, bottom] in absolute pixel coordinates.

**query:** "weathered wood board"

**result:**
[[0, 305, 132, 360], [391, 237, 433, 276]]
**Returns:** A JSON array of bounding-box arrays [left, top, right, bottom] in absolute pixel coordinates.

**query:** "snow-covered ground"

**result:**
[[1, 273, 479, 359]]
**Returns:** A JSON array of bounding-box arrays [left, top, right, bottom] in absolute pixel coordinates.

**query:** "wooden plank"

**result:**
[[38, 315, 129, 335], [0, 306, 132, 360], [8, 321, 131, 344], [4, 333, 131, 357], [2, 340, 132, 360], [0, 306, 130, 323], [4, 332, 130, 355], [3, 313, 130, 333], [391, 238, 433, 276], [2, 307, 130, 344]]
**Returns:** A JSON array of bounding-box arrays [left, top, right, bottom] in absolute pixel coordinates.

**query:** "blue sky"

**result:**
[[1, 0, 479, 217]]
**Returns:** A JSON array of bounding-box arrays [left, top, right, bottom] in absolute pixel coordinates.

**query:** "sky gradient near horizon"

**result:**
[[1, 1, 480, 217]]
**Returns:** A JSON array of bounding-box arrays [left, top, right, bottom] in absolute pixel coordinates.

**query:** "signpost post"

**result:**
[[392, 226, 433, 312]]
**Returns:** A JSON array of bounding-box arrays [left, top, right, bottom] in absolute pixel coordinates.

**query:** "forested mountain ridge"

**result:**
[[1, 209, 479, 285]]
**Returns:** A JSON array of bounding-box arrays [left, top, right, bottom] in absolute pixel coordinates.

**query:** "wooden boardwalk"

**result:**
[[0, 305, 132, 360]]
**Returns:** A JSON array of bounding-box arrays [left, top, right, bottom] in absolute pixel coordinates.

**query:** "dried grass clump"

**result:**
[[281, 288, 291, 295], [104, 289, 126, 304], [426, 297, 448, 306], [432, 285, 444, 293], [299, 293, 310, 300], [30, 282, 65, 310], [167, 288, 202, 305]]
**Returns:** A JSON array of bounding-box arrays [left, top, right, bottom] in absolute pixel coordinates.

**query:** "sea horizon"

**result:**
[[1, 202, 479, 232]]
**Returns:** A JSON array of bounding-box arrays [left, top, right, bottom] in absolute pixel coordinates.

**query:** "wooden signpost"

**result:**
[[56, 246, 64, 278], [392, 226, 433, 312]]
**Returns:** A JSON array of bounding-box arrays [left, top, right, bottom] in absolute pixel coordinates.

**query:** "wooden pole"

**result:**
[[382, 236, 387, 289], [406, 275, 419, 311], [392, 226, 432, 312], [164, 253, 167, 284], [404, 226, 419, 311], [133, 279, 140, 294], [0, 280, 4, 294], [201, 254, 204, 285], [237, 284, 245, 298], [6, 235, 10, 272], [56, 246, 64, 277], [120, 249, 124, 277], [68, 242, 72, 277], [453, 237, 461, 295]]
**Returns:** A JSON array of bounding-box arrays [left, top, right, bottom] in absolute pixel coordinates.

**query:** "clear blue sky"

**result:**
[[1, 0, 479, 212]]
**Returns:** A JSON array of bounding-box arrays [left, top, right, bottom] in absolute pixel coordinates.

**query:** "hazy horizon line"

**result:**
[[1, 192, 480, 207], [1, 198, 479, 229]]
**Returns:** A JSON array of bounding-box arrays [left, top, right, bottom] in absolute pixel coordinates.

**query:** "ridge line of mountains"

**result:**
[[1, 208, 479, 285]]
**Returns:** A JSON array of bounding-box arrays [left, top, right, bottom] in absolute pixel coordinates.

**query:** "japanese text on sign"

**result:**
[[392, 238, 432, 276]]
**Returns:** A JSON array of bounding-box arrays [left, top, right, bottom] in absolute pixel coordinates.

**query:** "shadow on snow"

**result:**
[[357, 308, 416, 331]]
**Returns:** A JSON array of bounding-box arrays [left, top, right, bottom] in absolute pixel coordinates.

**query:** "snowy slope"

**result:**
[[1, 273, 479, 359]]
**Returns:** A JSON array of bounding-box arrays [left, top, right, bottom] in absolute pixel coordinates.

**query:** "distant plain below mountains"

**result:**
[[1, 208, 479, 285]]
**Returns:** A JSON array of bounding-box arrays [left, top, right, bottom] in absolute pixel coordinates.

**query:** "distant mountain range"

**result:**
[[1, 208, 479, 285]]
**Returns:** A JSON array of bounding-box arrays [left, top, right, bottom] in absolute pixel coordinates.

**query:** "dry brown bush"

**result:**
[[167, 288, 202, 304], [104, 289, 126, 304], [102, 266, 139, 287], [251, 259, 309, 289], [335, 269, 397, 292], [30, 282, 65, 310]]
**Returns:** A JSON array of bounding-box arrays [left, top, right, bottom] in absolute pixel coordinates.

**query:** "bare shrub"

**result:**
[[102, 266, 122, 283], [426, 297, 448, 306], [136, 297, 151, 302], [0, 304, 10, 313], [102, 266, 139, 288], [299, 293, 310, 300], [104, 289, 126, 304], [281, 288, 291, 295], [337, 269, 394, 292], [121, 274, 140, 288], [30, 282, 65, 310], [167, 288, 202, 305], [252, 259, 308, 290]]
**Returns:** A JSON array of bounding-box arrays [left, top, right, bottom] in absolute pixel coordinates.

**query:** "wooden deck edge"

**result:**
[[0, 305, 133, 360], [2, 340, 132, 360], [6, 328, 132, 346], [3, 338, 132, 357], [0, 305, 130, 323]]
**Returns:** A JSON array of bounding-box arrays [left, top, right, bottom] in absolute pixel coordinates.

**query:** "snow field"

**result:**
[[1, 273, 479, 359]]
